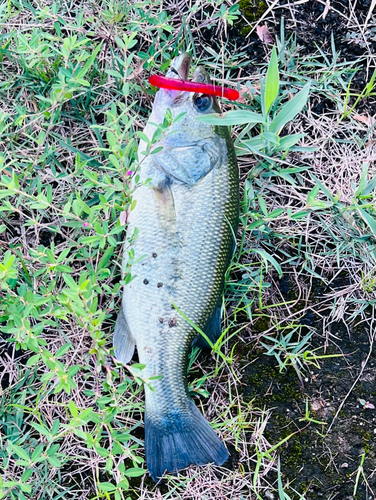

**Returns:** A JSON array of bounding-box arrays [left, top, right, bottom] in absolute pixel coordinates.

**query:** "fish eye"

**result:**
[[194, 94, 212, 112]]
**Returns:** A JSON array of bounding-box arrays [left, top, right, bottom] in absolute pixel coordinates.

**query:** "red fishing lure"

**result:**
[[149, 74, 240, 101]]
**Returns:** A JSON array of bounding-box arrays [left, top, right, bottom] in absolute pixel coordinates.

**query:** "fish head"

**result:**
[[150, 53, 220, 144]]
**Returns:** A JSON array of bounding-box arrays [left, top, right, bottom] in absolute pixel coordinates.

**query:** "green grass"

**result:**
[[1, 1, 375, 499]]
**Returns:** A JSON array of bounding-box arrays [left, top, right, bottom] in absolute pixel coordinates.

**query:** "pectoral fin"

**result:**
[[113, 308, 136, 363]]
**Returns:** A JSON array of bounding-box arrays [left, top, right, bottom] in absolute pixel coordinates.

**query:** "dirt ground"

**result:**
[[242, 275, 375, 499], [231, 1, 376, 498]]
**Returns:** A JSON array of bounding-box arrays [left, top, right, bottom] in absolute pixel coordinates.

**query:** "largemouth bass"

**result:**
[[114, 53, 239, 481]]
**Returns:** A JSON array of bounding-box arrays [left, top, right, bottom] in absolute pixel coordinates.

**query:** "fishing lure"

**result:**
[[149, 74, 240, 101]]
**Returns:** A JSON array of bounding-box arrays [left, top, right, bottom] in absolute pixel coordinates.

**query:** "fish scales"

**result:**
[[114, 54, 239, 481]]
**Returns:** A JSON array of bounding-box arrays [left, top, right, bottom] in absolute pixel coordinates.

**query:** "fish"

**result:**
[[113, 53, 239, 482]]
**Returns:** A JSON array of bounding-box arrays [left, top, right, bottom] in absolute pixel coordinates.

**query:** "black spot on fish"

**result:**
[[159, 317, 164, 323], [152, 253, 157, 258], [143, 279, 149, 285], [168, 318, 177, 327], [157, 282, 163, 288]]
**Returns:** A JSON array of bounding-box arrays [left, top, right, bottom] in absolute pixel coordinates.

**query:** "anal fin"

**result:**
[[193, 305, 222, 349], [113, 308, 136, 363]]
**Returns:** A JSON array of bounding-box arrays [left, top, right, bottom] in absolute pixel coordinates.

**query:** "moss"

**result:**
[[252, 316, 270, 333], [359, 430, 371, 454], [238, 0, 267, 34]]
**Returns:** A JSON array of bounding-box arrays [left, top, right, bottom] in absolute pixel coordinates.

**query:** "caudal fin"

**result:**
[[145, 401, 228, 482]]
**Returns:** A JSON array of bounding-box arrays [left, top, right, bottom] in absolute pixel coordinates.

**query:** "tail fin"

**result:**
[[145, 401, 228, 482]]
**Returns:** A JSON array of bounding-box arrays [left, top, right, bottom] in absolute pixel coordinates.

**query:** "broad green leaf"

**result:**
[[55, 343, 72, 358], [124, 467, 146, 477], [31, 444, 44, 461], [98, 482, 116, 492], [136, 131, 151, 144], [290, 210, 310, 219], [262, 132, 279, 144], [19, 483, 32, 493], [21, 469, 33, 482], [265, 46, 279, 114], [196, 110, 265, 126], [277, 133, 306, 150], [30, 422, 51, 438], [268, 208, 284, 218], [26, 354, 40, 366], [94, 445, 110, 457], [69, 400, 78, 418], [258, 196, 268, 216], [52, 419, 60, 435], [11, 444, 30, 462], [62, 273, 77, 289], [106, 69, 123, 79], [48, 457, 62, 467], [269, 83, 310, 133]]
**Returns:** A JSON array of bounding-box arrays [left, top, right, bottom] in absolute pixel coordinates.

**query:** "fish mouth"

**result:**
[[166, 53, 191, 81]]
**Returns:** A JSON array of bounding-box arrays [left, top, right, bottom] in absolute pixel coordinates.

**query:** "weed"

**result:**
[[1, 1, 375, 499]]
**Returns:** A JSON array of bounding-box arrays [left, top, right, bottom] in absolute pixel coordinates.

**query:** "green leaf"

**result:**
[[123, 467, 146, 477], [11, 444, 30, 462], [130, 363, 146, 370], [26, 354, 40, 366], [290, 210, 309, 219], [354, 163, 370, 198], [19, 483, 32, 493], [48, 456, 62, 467], [69, 400, 78, 418], [236, 136, 267, 156], [98, 482, 116, 492], [30, 422, 51, 438], [16, 459, 31, 467], [310, 174, 335, 202], [31, 444, 44, 461], [258, 196, 268, 216], [62, 273, 77, 289], [21, 469, 32, 482], [269, 83, 310, 133], [355, 203, 376, 236], [81, 235, 100, 245], [94, 445, 110, 457], [52, 419, 60, 435], [106, 69, 123, 79], [268, 208, 284, 218], [196, 110, 265, 126], [276, 133, 306, 151], [136, 131, 150, 144], [307, 185, 319, 204], [262, 132, 279, 144], [251, 248, 282, 277], [76, 42, 103, 79], [55, 343, 72, 358], [265, 46, 279, 114]]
